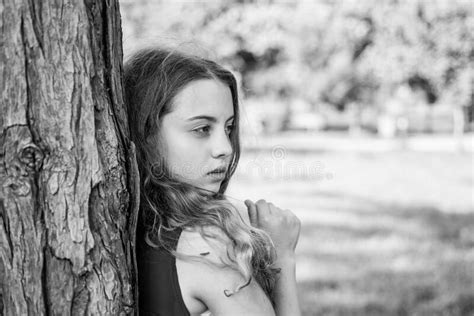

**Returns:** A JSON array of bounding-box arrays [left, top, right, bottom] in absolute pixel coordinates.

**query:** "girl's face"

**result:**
[[159, 79, 235, 193]]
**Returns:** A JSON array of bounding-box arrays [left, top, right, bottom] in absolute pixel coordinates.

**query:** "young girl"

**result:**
[[124, 47, 301, 316]]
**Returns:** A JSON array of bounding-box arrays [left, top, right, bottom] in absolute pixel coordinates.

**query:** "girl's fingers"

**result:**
[[256, 199, 274, 223], [244, 200, 258, 227]]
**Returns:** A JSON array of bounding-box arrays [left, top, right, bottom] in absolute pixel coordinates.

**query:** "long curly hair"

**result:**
[[124, 47, 279, 302]]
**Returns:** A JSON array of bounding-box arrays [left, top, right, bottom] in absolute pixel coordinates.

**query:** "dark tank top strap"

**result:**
[[137, 225, 190, 316]]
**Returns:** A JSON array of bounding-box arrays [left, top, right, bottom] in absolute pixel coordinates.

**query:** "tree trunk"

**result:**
[[0, 0, 139, 315]]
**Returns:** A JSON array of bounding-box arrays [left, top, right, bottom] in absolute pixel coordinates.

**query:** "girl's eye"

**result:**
[[192, 125, 211, 136], [226, 124, 235, 135], [192, 124, 234, 137]]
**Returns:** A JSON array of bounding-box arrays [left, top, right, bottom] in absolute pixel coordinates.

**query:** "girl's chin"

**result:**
[[202, 183, 221, 193], [180, 177, 222, 194], [181, 180, 219, 194]]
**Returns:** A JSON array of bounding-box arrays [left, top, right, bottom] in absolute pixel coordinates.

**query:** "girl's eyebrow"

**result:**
[[186, 115, 234, 123]]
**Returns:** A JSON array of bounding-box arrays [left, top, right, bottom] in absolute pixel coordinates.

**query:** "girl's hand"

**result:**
[[244, 199, 301, 260]]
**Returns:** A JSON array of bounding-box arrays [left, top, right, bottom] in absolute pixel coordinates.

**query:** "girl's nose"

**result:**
[[211, 129, 233, 159]]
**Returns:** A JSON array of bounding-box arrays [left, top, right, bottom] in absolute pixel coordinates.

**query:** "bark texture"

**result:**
[[0, 0, 139, 315]]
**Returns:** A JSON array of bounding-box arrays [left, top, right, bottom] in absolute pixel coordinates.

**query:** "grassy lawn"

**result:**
[[227, 149, 474, 316]]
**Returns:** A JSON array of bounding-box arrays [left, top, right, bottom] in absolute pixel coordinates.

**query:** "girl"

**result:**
[[124, 47, 301, 316]]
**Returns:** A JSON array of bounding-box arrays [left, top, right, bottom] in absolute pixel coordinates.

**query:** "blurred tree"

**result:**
[[120, 0, 473, 129]]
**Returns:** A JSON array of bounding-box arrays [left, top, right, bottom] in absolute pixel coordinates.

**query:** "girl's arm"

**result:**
[[176, 228, 275, 316], [245, 199, 302, 316], [273, 255, 301, 316]]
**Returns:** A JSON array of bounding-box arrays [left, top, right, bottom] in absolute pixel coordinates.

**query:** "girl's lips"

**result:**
[[207, 166, 227, 174], [207, 171, 226, 180], [208, 167, 227, 173]]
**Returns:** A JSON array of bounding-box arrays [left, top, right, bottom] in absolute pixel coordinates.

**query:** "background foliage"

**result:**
[[121, 0, 473, 134]]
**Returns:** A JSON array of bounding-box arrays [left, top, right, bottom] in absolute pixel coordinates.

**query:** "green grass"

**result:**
[[227, 149, 474, 316]]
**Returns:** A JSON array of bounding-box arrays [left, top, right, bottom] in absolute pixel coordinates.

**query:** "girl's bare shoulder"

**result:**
[[177, 226, 230, 263], [176, 226, 275, 316]]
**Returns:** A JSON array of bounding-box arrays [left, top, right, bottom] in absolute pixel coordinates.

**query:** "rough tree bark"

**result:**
[[0, 0, 139, 315]]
